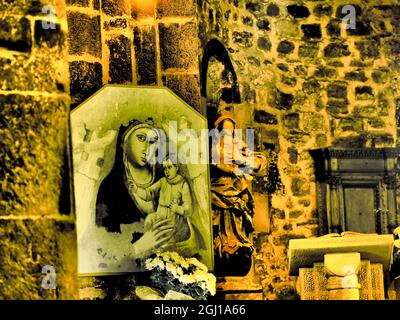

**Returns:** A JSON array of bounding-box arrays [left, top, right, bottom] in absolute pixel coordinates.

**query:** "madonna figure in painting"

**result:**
[[95, 119, 198, 262]]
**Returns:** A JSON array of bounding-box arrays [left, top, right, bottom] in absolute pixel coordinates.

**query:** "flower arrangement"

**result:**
[[144, 251, 216, 300]]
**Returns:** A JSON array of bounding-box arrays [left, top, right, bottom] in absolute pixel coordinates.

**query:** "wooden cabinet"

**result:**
[[312, 148, 399, 235]]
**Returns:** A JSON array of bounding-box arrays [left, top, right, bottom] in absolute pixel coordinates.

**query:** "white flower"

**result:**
[[144, 251, 216, 296]]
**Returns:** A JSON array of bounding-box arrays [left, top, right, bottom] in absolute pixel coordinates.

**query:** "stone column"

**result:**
[[324, 253, 361, 300], [327, 174, 342, 233]]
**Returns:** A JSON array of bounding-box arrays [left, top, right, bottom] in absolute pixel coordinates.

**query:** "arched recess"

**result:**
[[200, 39, 241, 126]]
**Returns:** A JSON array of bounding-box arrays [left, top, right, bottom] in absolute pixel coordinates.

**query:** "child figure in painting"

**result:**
[[130, 155, 193, 251]]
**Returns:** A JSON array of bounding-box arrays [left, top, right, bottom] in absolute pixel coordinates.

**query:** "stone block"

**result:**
[[314, 4, 332, 17], [339, 118, 363, 132], [232, 30, 253, 48], [299, 42, 319, 58], [102, 0, 128, 16], [346, 21, 373, 36], [107, 35, 132, 84], [241, 83, 256, 103], [0, 53, 66, 93], [327, 19, 341, 37], [288, 148, 298, 164], [289, 210, 303, 219], [326, 99, 349, 115], [34, 20, 64, 48], [281, 75, 296, 87], [283, 113, 299, 129], [257, 37, 271, 51], [271, 208, 285, 219], [277, 40, 295, 54], [355, 40, 380, 59], [254, 110, 277, 125], [294, 65, 307, 76], [256, 19, 270, 30], [332, 135, 367, 148], [246, 2, 262, 15], [67, 12, 101, 58], [316, 134, 328, 147], [157, 0, 196, 17], [242, 16, 253, 26], [302, 79, 321, 94], [344, 70, 368, 82], [271, 90, 294, 110], [324, 42, 351, 57], [327, 83, 347, 99], [69, 61, 103, 106], [162, 74, 201, 111], [368, 119, 385, 129], [267, 3, 280, 17], [0, 16, 31, 52], [134, 26, 156, 85], [291, 177, 310, 196], [159, 22, 198, 70], [371, 133, 395, 146], [287, 4, 310, 18], [0, 94, 69, 215], [301, 24, 322, 40], [355, 86, 374, 100], [0, 219, 77, 299], [372, 68, 389, 84], [93, 0, 100, 10], [302, 112, 324, 132], [277, 63, 289, 72], [314, 66, 337, 78], [247, 56, 260, 66]]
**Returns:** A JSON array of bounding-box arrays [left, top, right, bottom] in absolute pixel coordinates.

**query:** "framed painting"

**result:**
[[70, 85, 213, 275]]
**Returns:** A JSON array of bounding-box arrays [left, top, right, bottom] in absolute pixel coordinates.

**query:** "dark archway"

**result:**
[[201, 39, 241, 127]]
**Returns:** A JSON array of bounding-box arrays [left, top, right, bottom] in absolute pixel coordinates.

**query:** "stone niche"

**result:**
[[311, 148, 400, 235]]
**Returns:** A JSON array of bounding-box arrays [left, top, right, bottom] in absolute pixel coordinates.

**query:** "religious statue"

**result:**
[[210, 114, 268, 276]]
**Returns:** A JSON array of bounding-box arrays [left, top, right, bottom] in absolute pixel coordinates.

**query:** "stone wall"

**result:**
[[198, 0, 400, 299], [67, 0, 202, 110], [0, 0, 78, 299]]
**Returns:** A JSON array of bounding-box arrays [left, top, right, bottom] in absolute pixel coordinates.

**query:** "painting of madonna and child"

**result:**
[[71, 86, 213, 275]]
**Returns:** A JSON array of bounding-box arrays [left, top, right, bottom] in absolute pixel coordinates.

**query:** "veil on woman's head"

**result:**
[[114, 117, 165, 170]]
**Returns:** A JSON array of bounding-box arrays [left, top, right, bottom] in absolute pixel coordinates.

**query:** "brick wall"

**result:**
[[67, 0, 202, 110], [198, 0, 400, 299], [0, 0, 78, 299]]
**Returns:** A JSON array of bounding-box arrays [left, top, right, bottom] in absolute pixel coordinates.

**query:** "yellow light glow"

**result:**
[[131, 0, 160, 14]]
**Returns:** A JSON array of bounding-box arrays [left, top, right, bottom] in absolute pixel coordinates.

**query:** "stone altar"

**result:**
[[289, 234, 394, 300]]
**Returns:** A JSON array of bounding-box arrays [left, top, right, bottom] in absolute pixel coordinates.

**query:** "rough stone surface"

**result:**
[[0, 220, 78, 299], [277, 40, 295, 54], [134, 26, 156, 85], [69, 61, 102, 106], [0, 16, 31, 52], [0, 94, 69, 214], [162, 74, 201, 110], [254, 110, 277, 125], [107, 35, 132, 84], [67, 12, 101, 58], [159, 22, 198, 70]]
